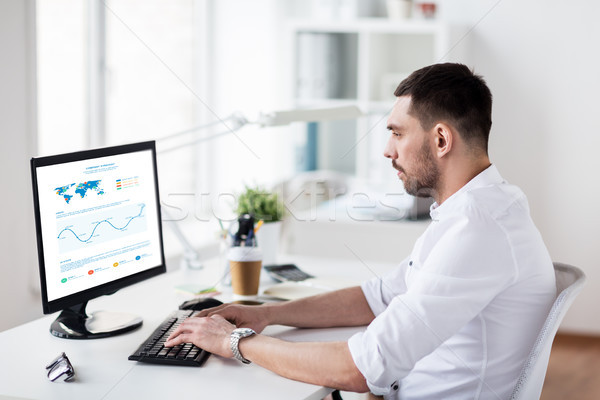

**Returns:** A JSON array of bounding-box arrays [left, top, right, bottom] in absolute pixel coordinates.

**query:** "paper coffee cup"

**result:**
[[228, 247, 262, 296]]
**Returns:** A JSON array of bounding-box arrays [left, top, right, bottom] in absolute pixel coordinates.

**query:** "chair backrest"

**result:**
[[509, 262, 586, 400]]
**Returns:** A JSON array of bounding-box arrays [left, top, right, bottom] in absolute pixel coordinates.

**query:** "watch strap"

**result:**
[[230, 328, 256, 364]]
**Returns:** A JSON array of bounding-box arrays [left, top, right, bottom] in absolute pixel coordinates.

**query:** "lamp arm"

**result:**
[[158, 106, 362, 154], [158, 119, 230, 141], [158, 127, 241, 154], [157, 112, 249, 154]]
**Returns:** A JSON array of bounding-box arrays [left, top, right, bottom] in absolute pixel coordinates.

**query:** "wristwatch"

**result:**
[[230, 327, 256, 364]]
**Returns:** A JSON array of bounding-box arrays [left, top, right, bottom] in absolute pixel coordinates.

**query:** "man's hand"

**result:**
[[164, 314, 235, 358], [194, 303, 271, 333]]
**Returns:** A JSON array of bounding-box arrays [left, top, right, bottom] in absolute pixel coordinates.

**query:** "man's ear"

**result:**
[[434, 123, 452, 158]]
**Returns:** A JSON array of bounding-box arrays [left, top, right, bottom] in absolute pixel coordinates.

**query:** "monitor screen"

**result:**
[[31, 141, 166, 338]]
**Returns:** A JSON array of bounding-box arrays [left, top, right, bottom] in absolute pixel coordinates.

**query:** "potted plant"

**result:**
[[236, 185, 284, 223], [235, 185, 285, 265]]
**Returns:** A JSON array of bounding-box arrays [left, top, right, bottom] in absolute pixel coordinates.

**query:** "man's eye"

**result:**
[[387, 128, 401, 137]]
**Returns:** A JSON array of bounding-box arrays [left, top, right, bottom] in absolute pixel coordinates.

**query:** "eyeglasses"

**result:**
[[46, 352, 75, 382]]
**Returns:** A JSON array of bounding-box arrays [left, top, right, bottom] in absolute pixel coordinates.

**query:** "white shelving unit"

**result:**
[[287, 18, 466, 183]]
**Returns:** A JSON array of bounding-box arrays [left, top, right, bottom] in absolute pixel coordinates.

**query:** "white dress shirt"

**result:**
[[348, 165, 556, 399]]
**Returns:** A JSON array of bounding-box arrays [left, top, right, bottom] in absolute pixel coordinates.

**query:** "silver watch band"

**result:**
[[230, 328, 256, 364]]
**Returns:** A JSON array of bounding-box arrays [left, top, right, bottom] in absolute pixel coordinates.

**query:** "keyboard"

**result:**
[[128, 309, 210, 367]]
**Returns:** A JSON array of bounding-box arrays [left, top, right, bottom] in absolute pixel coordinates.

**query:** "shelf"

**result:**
[[288, 17, 464, 181], [294, 98, 364, 108], [288, 18, 450, 35]]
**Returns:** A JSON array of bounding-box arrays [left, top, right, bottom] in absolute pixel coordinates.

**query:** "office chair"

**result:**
[[509, 262, 586, 400]]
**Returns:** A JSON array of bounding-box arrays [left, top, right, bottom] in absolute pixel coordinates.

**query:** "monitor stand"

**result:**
[[50, 301, 142, 339]]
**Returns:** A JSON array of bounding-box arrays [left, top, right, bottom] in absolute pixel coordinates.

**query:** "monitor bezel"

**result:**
[[31, 141, 166, 315]]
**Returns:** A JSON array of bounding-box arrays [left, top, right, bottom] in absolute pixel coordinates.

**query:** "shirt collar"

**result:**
[[429, 164, 504, 220]]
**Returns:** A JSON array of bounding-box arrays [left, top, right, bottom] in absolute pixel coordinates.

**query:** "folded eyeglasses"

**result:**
[[46, 352, 75, 382]]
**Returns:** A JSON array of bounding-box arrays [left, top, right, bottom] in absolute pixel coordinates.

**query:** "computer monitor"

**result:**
[[30, 141, 166, 339]]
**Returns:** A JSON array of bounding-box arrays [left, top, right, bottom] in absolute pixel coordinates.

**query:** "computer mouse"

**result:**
[[179, 297, 223, 311]]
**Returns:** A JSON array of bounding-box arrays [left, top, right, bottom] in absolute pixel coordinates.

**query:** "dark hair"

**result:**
[[394, 63, 492, 152]]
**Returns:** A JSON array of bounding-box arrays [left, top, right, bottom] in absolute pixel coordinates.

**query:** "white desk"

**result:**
[[0, 255, 395, 400]]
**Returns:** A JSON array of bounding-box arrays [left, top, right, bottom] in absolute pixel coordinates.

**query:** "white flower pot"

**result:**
[[255, 221, 282, 266]]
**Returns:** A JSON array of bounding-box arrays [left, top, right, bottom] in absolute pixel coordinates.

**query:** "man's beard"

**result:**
[[393, 141, 439, 198]]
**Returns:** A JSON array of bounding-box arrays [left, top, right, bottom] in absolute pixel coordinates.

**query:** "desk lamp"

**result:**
[[157, 105, 363, 269]]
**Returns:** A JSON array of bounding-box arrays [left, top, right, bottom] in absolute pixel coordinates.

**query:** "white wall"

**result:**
[[435, 0, 600, 334], [0, 0, 42, 331]]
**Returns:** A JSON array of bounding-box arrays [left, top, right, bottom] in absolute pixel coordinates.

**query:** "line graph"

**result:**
[[57, 203, 147, 253], [57, 204, 145, 242]]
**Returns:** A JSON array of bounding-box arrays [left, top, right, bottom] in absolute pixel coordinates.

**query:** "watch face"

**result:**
[[234, 328, 255, 337]]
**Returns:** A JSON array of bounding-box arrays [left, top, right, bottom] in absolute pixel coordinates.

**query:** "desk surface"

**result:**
[[0, 255, 394, 400]]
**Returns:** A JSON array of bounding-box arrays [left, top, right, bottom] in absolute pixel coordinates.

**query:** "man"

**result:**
[[166, 63, 556, 399]]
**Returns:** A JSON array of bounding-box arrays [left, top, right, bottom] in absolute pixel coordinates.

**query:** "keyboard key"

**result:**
[[157, 348, 170, 357]]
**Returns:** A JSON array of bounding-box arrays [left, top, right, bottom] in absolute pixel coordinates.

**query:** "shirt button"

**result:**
[[409, 260, 413, 266], [391, 381, 399, 391]]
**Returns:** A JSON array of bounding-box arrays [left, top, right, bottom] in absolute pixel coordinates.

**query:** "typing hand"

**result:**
[[194, 303, 271, 334], [164, 314, 234, 358]]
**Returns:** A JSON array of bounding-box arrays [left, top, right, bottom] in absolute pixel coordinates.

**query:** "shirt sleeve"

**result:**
[[348, 211, 517, 395], [360, 256, 410, 316]]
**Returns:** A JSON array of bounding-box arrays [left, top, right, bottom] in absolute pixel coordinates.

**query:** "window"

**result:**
[[36, 0, 211, 260], [36, 0, 87, 155]]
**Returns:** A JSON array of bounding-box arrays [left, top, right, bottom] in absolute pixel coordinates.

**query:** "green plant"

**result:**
[[236, 185, 284, 223]]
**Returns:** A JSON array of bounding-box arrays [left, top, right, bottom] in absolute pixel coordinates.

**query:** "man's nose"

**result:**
[[383, 136, 396, 159]]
